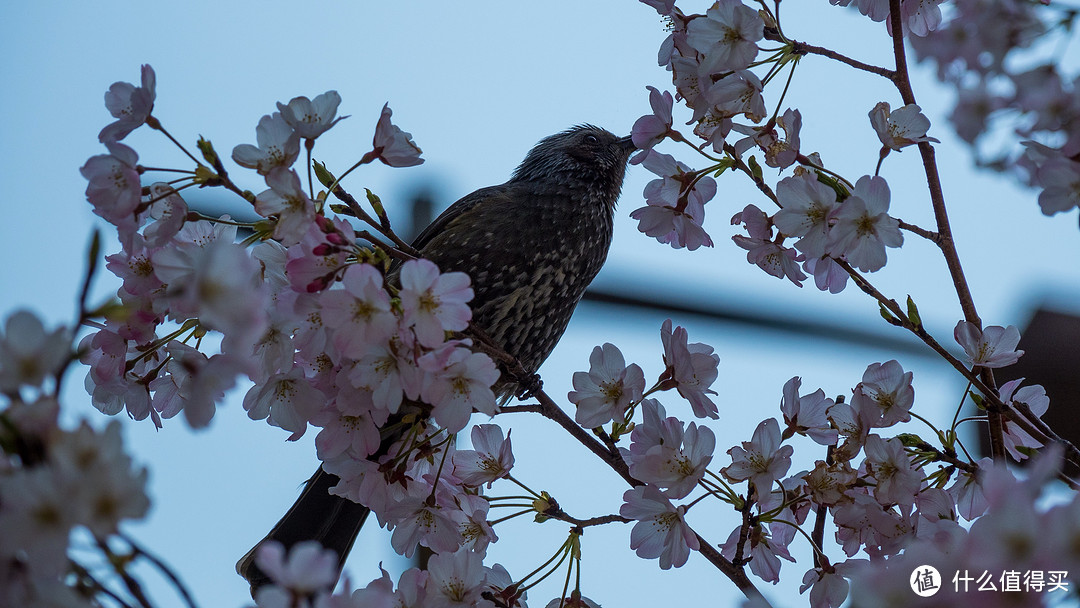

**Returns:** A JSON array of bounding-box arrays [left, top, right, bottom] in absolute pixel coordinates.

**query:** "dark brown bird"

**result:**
[[237, 125, 635, 592]]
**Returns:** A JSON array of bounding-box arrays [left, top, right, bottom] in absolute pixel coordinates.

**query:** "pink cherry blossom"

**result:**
[[243, 365, 325, 441], [142, 182, 189, 247], [953, 321, 1024, 368], [276, 90, 347, 139], [686, 0, 764, 74], [997, 378, 1049, 461], [569, 342, 646, 428], [826, 175, 903, 272], [631, 86, 675, 154], [852, 359, 914, 429], [425, 548, 489, 607], [774, 173, 841, 259], [387, 490, 463, 558], [254, 540, 339, 595], [372, 103, 424, 167], [320, 263, 396, 358], [620, 485, 700, 569], [452, 424, 514, 488], [723, 418, 793, 491], [0, 310, 71, 393], [720, 522, 795, 584], [630, 151, 716, 250], [152, 234, 268, 348], [81, 142, 143, 244], [99, 64, 156, 143], [232, 112, 301, 174], [863, 434, 922, 508], [254, 167, 316, 246], [418, 345, 499, 432], [660, 319, 720, 419], [704, 70, 767, 122], [399, 259, 473, 348], [780, 376, 838, 446], [803, 255, 848, 293], [628, 416, 715, 499], [869, 102, 940, 151]]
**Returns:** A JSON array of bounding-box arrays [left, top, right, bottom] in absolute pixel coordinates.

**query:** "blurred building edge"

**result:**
[[981, 307, 1080, 475]]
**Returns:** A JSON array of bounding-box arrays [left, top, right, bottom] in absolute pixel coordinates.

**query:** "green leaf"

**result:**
[[906, 295, 922, 329], [196, 136, 218, 166], [313, 160, 336, 188]]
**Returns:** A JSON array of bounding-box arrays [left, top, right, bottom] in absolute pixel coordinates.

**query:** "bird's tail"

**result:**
[[236, 467, 371, 595]]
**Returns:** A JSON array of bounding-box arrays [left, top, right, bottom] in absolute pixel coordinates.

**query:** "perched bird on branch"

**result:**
[[237, 125, 636, 593]]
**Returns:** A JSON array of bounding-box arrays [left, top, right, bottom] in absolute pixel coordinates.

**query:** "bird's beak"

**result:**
[[618, 135, 636, 152]]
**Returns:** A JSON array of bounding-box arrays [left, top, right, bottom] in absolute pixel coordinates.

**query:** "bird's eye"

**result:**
[[583, 134, 599, 145]]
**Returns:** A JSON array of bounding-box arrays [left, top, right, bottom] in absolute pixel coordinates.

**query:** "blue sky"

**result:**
[[2, 1, 1079, 606]]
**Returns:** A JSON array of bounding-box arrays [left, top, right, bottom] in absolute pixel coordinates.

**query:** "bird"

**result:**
[[237, 124, 636, 593]]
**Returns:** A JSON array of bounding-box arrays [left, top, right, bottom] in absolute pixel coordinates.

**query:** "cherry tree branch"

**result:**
[[886, 0, 1006, 461]]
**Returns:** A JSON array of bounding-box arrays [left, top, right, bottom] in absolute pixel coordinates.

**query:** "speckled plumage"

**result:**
[[414, 125, 634, 396], [238, 125, 634, 594]]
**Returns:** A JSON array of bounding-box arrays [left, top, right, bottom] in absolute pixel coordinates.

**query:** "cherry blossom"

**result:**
[[425, 548, 492, 608], [399, 259, 473, 348], [774, 173, 840, 259], [254, 167, 317, 246], [372, 103, 424, 167], [569, 342, 645, 428], [869, 102, 940, 152], [276, 90, 347, 139], [631, 85, 675, 154], [1032, 154, 1080, 217], [803, 255, 848, 293], [0, 310, 70, 393], [254, 540, 339, 597], [152, 233, 268, 348], [731, 205, 808, 286], [779, 377, 838, 446], [243, 365, 325, 440], [851, 360, 914, 429], [826, 175, 903, 272], [628, 415, 715, 499], [387, 490, 463, 558], [311, 397, 383, 461], [99, 64, 156, 143], [685, 0, 764, 74], [419, 345, 500, 432], [953, 321, 1024, 368], [734, 108, 803, 169], [320, 263, 396, 358], [659, 319, 720, 419], [863, 434, 922, 508], [720, 522, 795, 583], [452, 424, 514, 488], [630, 151, 716, 250], [620, 485, 700, 569], [723, 418, 793, 492], [232, 112, 301, 174], [80, 142, 143, 246], [997, 378, 1049, 461], [800, 565, 851, 608], [704, 70, 767, 122]]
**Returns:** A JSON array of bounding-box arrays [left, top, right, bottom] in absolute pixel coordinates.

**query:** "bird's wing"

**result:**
[[410, 183, 513, 252]]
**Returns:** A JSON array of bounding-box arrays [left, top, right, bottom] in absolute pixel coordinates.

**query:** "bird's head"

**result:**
[[510, 125, 636, 204]]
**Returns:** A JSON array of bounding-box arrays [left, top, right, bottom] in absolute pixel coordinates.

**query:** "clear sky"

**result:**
[[2, 1, 1079, 607]]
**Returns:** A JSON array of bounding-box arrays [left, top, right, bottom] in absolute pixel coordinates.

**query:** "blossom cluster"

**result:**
[[71, 65, 569, 603], [627, 1, 950, 290], [907, 0, 1080, 224], [0, 312, 150, 606]]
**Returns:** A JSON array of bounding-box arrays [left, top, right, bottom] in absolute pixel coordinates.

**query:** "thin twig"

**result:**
[[789, 39, 896, 79]]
